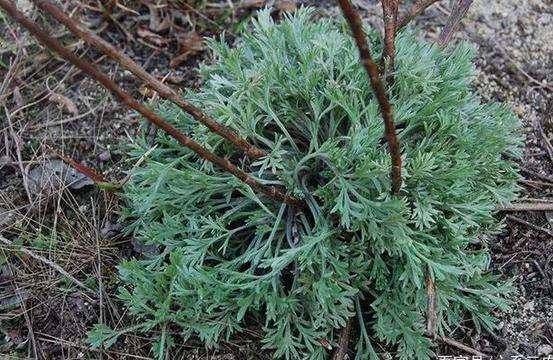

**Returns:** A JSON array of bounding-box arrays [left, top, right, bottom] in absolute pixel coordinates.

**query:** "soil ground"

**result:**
[[0, 0, 552, 359]]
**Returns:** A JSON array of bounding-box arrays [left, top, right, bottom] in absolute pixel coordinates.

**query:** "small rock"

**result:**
[[538, 344, 553, 356], [98, 150, 111, 162], [0, 155, 10, 169], [514, 105, 525, 117], [523, 300, 535, 311], [131, 238, 158, 256], [100, 223, 123, 238]]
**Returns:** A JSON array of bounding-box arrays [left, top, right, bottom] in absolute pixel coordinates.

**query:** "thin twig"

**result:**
[[498, 202, 553, 212], [33, 0, 266, 159], [520, 166, 553, 184], [0, 234, 91, 293], [4, 262, 39, 359], [438, 335, 487, 357], [505, 215, 553, 237], [338, 0, 402, 195], [437, 0, 474, 46], [332, 317, 353, 360], [536, 110, 553, 163], [397, 0, 441, 29], [0, 0, 303, 208], [4, 105, 32, 203]]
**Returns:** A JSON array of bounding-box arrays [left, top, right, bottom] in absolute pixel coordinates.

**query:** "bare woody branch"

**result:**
[[437, 0, 474, 46], [381, 0, 399, 79], [338, 0, 402, 195], [331, 317, 353, 360], [31, 0, 266, 160], [0, 0, 303, 208], [397, 0, 441, 29]]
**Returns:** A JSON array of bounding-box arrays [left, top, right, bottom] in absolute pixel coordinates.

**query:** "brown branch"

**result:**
[[338, 0, 402, 195], [397, 0, 441, 30], [381, 0, 398, 81], [424, 275, 488, 357], [31, 0, 266, 160], [425, 275, 437, 337], [0, 0, 303, 208], [332, 318, 353, 360], [437, 0, 474, 46]]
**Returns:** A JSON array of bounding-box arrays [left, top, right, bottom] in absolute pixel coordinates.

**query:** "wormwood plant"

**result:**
[[89, 8, 521, 359]]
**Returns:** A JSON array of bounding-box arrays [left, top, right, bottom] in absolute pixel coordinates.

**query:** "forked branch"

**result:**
[[397, 0, 441, 29], [381, 0, 399, 79], [0, 0, 303, 208], [338, 0, 402, 195], [31, 0, 266, 159]]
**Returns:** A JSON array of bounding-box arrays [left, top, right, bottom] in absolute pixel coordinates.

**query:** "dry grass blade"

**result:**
[[397, 0, 442, 29], [0, 0, 304, 208], [337, 0, 402, 195], [0, 234, 92, 293], [32, 0, 266, 160]]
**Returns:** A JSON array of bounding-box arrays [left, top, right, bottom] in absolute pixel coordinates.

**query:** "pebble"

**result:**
[[538, 344, 553, 356], [99, 150, 111, 162]]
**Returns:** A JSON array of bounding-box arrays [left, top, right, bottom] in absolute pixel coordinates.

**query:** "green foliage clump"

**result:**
[[89, 8, 521, 359]]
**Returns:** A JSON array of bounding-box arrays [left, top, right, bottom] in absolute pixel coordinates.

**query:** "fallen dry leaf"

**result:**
[[137, 27, 170, 47], [171, 32, 204, 68], [163, 74, 185, 85], [275, 0, 297, 12], [27, 160, 94, 197], [49, 93, 78, 115], [237, 0, 271, 9]]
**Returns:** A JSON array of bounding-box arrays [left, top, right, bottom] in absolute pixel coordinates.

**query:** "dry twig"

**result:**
[[425, 275, 488, 357], [397, 0, 442, 29], [338, 0, 402, 195], [520, 166, 553, 184], [498, 202, 553, 212], [332, 317, 353, 360], [33, 0, 266, 159], [0, 0, 303, 208], [536, 116, 553, 163], [505, 215, 553, 237], [437, 0, 474, 46], [381, 0, 399, 80], [438, 335, 487, 357]]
